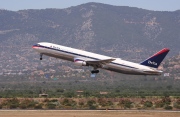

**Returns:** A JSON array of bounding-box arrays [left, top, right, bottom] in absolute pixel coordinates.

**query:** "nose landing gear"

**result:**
[[40, 54, 43, 60]]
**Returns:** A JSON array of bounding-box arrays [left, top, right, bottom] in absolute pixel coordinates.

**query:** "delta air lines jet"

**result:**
[[32, 42, 169, 77]]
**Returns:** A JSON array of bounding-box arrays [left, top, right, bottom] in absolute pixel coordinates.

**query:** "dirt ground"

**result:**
[[0, 110, 180, 117]]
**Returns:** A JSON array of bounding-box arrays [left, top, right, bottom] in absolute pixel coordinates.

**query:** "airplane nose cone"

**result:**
[[32, 44, 39, 50]]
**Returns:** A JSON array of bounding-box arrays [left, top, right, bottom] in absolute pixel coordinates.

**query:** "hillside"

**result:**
[[163, 54, 180, 79], [0, 2, 180, 75]]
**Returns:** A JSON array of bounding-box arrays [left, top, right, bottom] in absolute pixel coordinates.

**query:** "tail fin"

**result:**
[[140, 48, 170, 68]]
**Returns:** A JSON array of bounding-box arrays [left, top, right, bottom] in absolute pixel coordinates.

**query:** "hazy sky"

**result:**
[[0, 0, 180, 11]]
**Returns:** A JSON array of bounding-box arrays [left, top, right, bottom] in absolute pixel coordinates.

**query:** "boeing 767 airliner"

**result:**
[[32, 42, 169, 77]]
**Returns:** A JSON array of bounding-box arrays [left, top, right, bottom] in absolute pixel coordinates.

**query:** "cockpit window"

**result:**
[[34, 44, 40, 46]]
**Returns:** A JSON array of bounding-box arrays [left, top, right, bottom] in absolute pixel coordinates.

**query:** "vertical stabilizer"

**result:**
[[140, 48, 170, 68]]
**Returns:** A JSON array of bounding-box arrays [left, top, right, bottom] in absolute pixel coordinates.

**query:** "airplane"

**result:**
[[32, 42, 170, 77]]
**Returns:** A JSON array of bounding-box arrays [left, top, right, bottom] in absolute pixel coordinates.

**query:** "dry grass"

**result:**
[[0, 110, 180, 117]]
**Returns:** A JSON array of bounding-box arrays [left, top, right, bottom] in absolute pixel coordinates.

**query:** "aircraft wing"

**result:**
[[86, 58, 115, 66]]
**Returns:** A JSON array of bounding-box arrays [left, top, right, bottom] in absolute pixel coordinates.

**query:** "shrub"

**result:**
[[78, 101, 84, 106], [162, 97, 171, 105], [87, 100, 97, 109], [164, 105, 173, 110], [173, 99, 180, 109], [61, 98, 77, 107], [71, 100, 77, 107], [118, 99, 133, 109], [155, 100, 164, 108], [173, 103, 180, 109], [87, 100, 96, 106], [144, 101, 153, 108], [155, 97, 171, 108], [0, 104, 2, 109], [19, 99, 36, 109], [98, 98, 113, 107], [50, 99, 58, 102], [34, 104, 43, 109], [6, 98, 20, 109], [107, 100, 113, 106], [78, 100, 85, 109], [98, 98, 107, 107], [89, 105, 97, 110], [28, 101, 37, 108], [43, 98, 50, 102], [46, 103, 56, 109], [19, 103, 27, 109], [9, 104, 17, 109], [62, 98, 71, 106]]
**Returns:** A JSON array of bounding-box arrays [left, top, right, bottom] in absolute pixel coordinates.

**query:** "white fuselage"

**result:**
[[33, 42, 162, 75]]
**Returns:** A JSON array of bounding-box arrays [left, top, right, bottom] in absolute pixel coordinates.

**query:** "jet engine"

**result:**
[[74, 58, 87, 66]]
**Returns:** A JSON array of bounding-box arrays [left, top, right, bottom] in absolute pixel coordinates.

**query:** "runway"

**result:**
[[0, 110, 180, 117]]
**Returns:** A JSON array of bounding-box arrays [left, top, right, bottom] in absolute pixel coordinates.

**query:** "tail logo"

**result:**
[[148, 60, 157, 66], [140, 48, 169, 68]]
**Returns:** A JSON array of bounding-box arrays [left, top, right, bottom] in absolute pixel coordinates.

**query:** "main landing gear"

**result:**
[[90, 69, 99, 78], [91, 70, 99, 74], [40, 54, 43, 60]]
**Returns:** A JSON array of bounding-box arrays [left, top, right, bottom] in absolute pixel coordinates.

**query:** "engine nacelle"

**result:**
[[74, 58, 87, 66]]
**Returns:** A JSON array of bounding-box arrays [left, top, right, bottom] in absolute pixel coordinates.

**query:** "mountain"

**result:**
[[0, 2, 180, 75], [163, 54, 180, 79]]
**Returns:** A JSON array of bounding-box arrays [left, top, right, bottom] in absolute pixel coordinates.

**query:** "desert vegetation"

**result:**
[[0, 97, 179, 110]]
